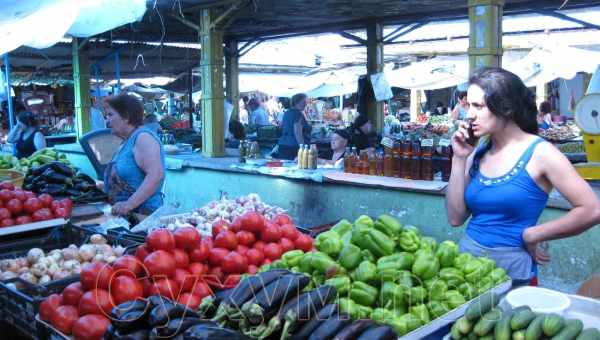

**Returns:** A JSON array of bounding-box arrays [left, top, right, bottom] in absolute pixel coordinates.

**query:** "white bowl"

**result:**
[[506, 286, 571, 315]]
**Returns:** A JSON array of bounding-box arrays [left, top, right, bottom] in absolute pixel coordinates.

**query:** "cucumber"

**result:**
[[513, 330, 526, 340], [451, 320, 463, 340], [576, 328, 600, 340], [551, 319, 583, 340], [480, 336, 494, 340], [525, 314, 546, 340], [474, 308, 503, 336], [496, 307, 532, 340], [456, 316, 474, 334], [511, 309, 538, 330], [543, 314, 565, 337], [464, 292, 500, 321], [467, 331, 478, 340]]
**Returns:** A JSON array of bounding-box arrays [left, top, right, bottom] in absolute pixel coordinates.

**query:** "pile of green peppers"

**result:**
[[260, 214, 510, 336]]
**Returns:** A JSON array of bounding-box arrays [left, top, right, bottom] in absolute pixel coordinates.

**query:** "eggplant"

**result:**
[[262, 285, 336, 339], [65, 187, 83, 197], [198, 288, 233, 318], [112, 309, 149, 333], [148, 295, 171, 307], [49, 161, 74, 177], [104, 327, 149, 340], [307, 313, 352, 340], [75, 172, 96, 184], [42, 168, 72, 185], [148, 300, 198, 327], [332, 319, 375, 340], [356, 325, 397, 340], [183, 324, 251, 340], [241, 273, 310, 325], [40, 183, 65, 195], [153, 318, 214, 338], [31, 163, 53, 176], [110, 299, 150, 319], [289, 304, 338, 340]]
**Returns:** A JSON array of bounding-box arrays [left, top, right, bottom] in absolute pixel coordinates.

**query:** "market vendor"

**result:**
[[446, 67, 600, 286], [275, 93, 312, 160], [318, 129, 350, 167], [7, 111, 47, 158], [103, 94, 165, 217], [350, 114, 378, 151], [451, 91, 469, 120]]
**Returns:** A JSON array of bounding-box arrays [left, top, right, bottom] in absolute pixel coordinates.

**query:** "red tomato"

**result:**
[[53, 207, 69, 218], [0, 208, 11, 220], [188, 242, 209, 262], [112, 255, 143, 278], [0, 181, 14, 191], [39, 293, 62, 322], [253, 240, 266, 253], [272, 213, 293, 226], [32, 208, 53, 222], [80, 262, 114, 290], [177, 293, 202, 309], [201, 237, 213, 250], [212, 219, 229, 237], [78, 289, 113, 316], [280, 238, 295, 253], [229, 217, 242, 232], [208, 267, 224, 284], [15, 215, 32, 225], [0, 200, 4, 207], [236, 230, 255, 246], [241, 211, 265, 232], [24, 191, 36, 200], [263, 259, 272, 265], [246, 248, 264, 266], [143, 250, 176, 278], [173, 227, 200, 251], [208, 247, 229, 267], [146, 229, 175, 251], [191, 280, 212, 299], [72, 314, 110, 340], [188, 262, 207, 277], [141, 278, 152, 296], [51, 200, 62, 211], [0, 189, 13, 202], [148, 278, 180, 300], [1, 218, 14, 227], [23, 197, 42, 214], [222, 251, 248, 274], [264, 243, 283, 260], [173, 268, 196, 292], [280, 224, 299, 241], [224, 274, 241, 288], [260, 222, 282, 243], [247, 264, 258, 274], [110, 276, 143, 305], [235, 244, 249, 256], [62, 282, 84, 306], [51, 305, 79, 335], [172, 249, 190, 269], [294, 234, 314, 252], [135, 244, 151, 262], [38, 193, 54, 207], [12, 190, 26, 202], [214, 230, 238, 250], [60, 198, 73, 210]]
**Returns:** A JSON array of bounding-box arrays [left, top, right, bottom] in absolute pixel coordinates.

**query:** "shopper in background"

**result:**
[[7, 111, 46, 158], [451, 91, 469, 120], [103, 94, 165, 217], [350, 114, 377, 152], [239, 96, 249, 124], [446, 67, 600, 286], [247, 97, 270, 127], [318, 128, 350, 167], [276, 93, 311, 160], [90, 96, 106, 131], [537, 100, 553, 130], [143, 114, 162, 135]]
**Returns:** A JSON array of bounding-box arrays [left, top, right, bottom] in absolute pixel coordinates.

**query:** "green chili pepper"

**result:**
[[399, 230, 420, 252], [349, 281, 379, 306], [338, 243, 363, 270], [315, 230, 343, 257], [281, 250, 304, 267], [374, 214, 403, 239], [325, 276, 351, 295]]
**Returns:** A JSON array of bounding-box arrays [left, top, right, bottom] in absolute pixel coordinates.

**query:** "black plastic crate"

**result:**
[[0, 224, 141, 339]]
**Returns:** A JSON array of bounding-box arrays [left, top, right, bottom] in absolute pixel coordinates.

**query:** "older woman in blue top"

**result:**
[[103, 94, 165, 216], [446, 68, 600, 286]]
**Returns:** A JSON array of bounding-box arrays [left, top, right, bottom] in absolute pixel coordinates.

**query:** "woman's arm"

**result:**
[[523, 143, 600, 261], [34, 132, 46, 150], [445, 121, 476, 226], [450, 105, 459, 120], [293, 120, 304, 145]]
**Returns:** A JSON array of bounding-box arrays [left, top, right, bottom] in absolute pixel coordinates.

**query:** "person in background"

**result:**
[[451, 91, 469, 120], [239, 96, 249, 124], [435, 101, 448, 115], [103, 94, 165, 217], [7, 111, 46, 158], [318, 129, 350, 167], [274, 97, 291, 125], [143, 114, 162, 135], [54, 114, 75, 133], [90, 97, 107, 131], [537, 100, 553, 130], [350, 114, 377, 152], [446, 67, 600, 286], [276, 93, 311, 160], [247, 98, 270, 126], [223, 100, 234, 142]]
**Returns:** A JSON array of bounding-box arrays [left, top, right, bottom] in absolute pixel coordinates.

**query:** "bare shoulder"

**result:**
[[135, 131, 159, 148], [530, 139, 570, 169]]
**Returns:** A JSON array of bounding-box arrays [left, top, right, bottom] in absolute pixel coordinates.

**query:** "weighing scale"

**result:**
[[573, 93, 600, 180]]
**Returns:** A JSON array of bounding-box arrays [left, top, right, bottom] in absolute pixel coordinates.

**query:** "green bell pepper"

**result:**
[[361, 248, 376, 263], [410, 304, 431, 324], [397, 270, 413, 288], [390, 314, 422, 335], [412, 252, 440, 280], [338, 243, 363, 270], [313, 272, 326, 286], [325, 276, 351, 295], [458, 282, 478, 300], [309, 251, 344, 277], [439, 267, 465, 289], [351, 216, 374, 249], [478, 276, 494, 294], [281, 250, 304, 267], [315, 230, 343, 257], [478, 257, 495, 277], [371, 308, 396, 324], [489, 267, 509, 284], [427, 300, 450, 319], [403, 225, 421, 236], [377, 252, 414, 271], [354, 304, 373, 319], [363, 228, 396, 258], [349, 281, 379, 306], [463, 258, 485, 283], [408, 286, 427, 305], [453, 252, 474, 270], [424, 278, 448, 301], [380, 281, 406, 310], [420, 237, 438, 252], [399, 230, 420, 252], [338, 298, 360, 319], [270, 259, 288, 269], [435, 240, 459, 268], [374, 214, 403, 239], [353, 260, 377, 283], [331, 219, 353, 237], [444, 290, 466, 309]]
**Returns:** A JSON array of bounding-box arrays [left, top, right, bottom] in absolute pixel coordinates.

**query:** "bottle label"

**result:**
[[421, 139, 434, 147], [438, 138, 451, 147], [380, 137, 394, 148]]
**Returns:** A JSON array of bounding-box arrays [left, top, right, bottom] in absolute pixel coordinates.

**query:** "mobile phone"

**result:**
[[466, 119, 478, 146]]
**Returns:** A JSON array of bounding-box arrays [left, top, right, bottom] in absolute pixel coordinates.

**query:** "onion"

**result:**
[[105, 256, 117, 264], [52, 270, 70, 280], [90, 234, 107, 245], [68, 244, 78, 250], [5, 260, 20, 273], [0, 271, 17, 281], [62, 248, 78, 261], [19, 272, 37, 284], [47, 263, 60, 276], [30, 262, 47, 277], [94, 254, 104, 262], [27, 248, 45, 264], [16, 258, 29, 268], [38, 275, 51, 284], [18, 267, 29, 274], [113, 245, 126, 257], [78, 244, 95, 261], [96, 244, 113, 256], [62, 260, 79, 271]]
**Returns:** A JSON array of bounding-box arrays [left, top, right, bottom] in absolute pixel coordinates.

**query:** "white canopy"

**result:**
[[386, 55, 469, 90]]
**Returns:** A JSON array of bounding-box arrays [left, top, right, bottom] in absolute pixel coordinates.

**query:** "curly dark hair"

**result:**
[[469, 67, 538, 134], [104, 94, 144, 127], [539, 101, 552, 114]]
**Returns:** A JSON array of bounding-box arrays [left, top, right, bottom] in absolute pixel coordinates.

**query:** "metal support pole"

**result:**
[[93, 65, 100, 98], [366, 21, 384, 133], [225, 40, 240, 120], [188, 68, 194, 124], [3, 54, 15, 130], [115, 51, 121, 94], [468, 0, 504, 74], [72, 38, 91, 138]]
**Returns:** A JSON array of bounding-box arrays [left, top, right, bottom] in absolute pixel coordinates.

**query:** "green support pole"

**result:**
[[200, 9, 225, 157], [72, 38, 91, 139], [225, 40, 240, 121], [468, 0, 504, 75], [366, 21, 384, 133]]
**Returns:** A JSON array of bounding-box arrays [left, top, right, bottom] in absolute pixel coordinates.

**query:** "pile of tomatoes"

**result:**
[[0, 181, 71, 227]]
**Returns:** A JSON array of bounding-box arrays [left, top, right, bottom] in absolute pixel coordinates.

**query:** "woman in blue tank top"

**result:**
[[446, 68, 600, 285], [103, 94, 165, 216]]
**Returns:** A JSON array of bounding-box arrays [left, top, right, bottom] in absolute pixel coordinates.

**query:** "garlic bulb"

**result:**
[[90, 234, 107, 245], [30, 262, 48, 277], [78, 244, 96, 261], [38, 275, 51, 284], [27, 248, 45, 264]]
